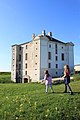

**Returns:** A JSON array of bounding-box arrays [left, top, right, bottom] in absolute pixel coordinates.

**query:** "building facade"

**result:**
[[11, 30, 74, 83]]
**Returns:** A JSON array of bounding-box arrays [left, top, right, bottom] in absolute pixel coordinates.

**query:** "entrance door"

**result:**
[[24, 78, 28, 83]]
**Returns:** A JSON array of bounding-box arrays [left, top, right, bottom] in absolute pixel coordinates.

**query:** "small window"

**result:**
[[19, 64, 21, 69], [56, 72, 58, 74], [48, 52, 51, 59], [26, 45, 27, 49], [25, 53, 28, 60], [35, 55, 37, 57], [55, 44, 57, 49], [49, 44, 51, 48], [62, 53, 64, 61], [56, 64, 58, 68], [48, 63, 51, 68], [36, 42, 37, 44], [36, 48, 37, 50], [25, 63, 27, 69], [35, 74, 37, 75], [55, 56, 58, 61], [19, 55, 21, 61], [62, 47, 63, 49], [55, 44, 58, 54], [19, 71, 21, 75], [35, 63, 37, 65], [35, 69, 37, 70], [25, 71, 27, 75]]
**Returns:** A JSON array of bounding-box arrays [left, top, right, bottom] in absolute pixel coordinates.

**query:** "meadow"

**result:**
[[0, 73, 80, 120]]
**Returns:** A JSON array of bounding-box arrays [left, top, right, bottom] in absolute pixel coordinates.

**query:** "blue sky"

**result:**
[[0, 0, 80, 71]]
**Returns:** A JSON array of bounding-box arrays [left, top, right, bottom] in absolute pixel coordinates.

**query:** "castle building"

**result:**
[[11, 30, 74, 83]]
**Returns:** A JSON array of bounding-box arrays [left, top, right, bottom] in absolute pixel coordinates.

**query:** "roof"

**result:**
[[12, 33, 74, 47], [12, 41, 31, 47], [46, 35, 65, 44]]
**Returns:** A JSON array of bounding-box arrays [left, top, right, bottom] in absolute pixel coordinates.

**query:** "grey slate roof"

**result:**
[[46, 35, 65, 44]]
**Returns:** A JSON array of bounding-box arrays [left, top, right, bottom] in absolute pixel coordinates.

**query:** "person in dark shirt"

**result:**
[[63, 65, 73, 95]]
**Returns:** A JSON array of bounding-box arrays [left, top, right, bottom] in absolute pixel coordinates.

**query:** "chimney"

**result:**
[[48, 32, 52, 37], [42, 30, 46, 36], [32, 33, 35, 39]]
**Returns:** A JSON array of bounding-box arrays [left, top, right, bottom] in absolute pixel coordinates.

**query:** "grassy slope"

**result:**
[[0, 80, 80, 120]]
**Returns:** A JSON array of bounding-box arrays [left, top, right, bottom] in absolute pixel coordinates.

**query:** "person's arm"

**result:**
[[62, 71, 66, 78], [44, 74, 47, 80]]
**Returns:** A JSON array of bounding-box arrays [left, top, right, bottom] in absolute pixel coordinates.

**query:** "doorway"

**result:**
[[24, 78, 28, 83]]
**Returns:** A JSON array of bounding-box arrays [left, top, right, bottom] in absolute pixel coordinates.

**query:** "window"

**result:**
[[36, 42, 37, 44], [19, 46, 21, 50], [19, 71, 21, 75], [25, 71, 27, 75], [55, 56, 58, 61], [55, 44, 58, 54], [25, 53, 28, 60], [35, 55, 37, 57], [62, 53, 64, 61], [56, 72, 58, 74], [36, 48, 37, 50], [25, 63, 27, 69], [48, 63, 51, 68], [19, 55, 21, 61], [19, 64, 21, 69], [49, 44, 51, 48], [48, 52, 51, 59], [35, 69, 37, 70], [26, 45, 27, 49], [56, 64, 58, 68], [62, 47, 63, 49], [35, 63, 37, 65]]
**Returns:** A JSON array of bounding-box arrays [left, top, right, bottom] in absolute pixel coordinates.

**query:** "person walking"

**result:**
[[63, 65, 73, 95], [44, 70, 54, 93]]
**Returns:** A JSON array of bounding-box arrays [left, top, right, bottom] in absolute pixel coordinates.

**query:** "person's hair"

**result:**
[[64, 65, 70, 73], [44, 70, 50, 77]]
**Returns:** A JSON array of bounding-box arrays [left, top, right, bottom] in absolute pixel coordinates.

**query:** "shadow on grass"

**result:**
[[73, 92, 80, 94], [48, 92, 80, 95]]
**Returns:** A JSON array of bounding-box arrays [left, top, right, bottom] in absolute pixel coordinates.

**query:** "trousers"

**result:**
[[64, 84, 72, 92], [46, 84, 53, 92]]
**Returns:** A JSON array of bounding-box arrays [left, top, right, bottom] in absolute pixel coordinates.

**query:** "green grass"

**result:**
[[72, 74, 80, 81], [0, 80, 80, 120], [0, 72, 13, 83]]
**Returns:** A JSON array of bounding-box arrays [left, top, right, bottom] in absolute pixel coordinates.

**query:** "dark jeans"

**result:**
[[64, 84, 72, 92]]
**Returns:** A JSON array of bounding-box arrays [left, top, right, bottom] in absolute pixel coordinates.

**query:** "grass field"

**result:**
[[0, 72, 12, 83], [0, 77, 80, 120]]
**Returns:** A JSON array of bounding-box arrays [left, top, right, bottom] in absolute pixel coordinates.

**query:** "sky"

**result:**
[[0, 0, 80, 71]]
